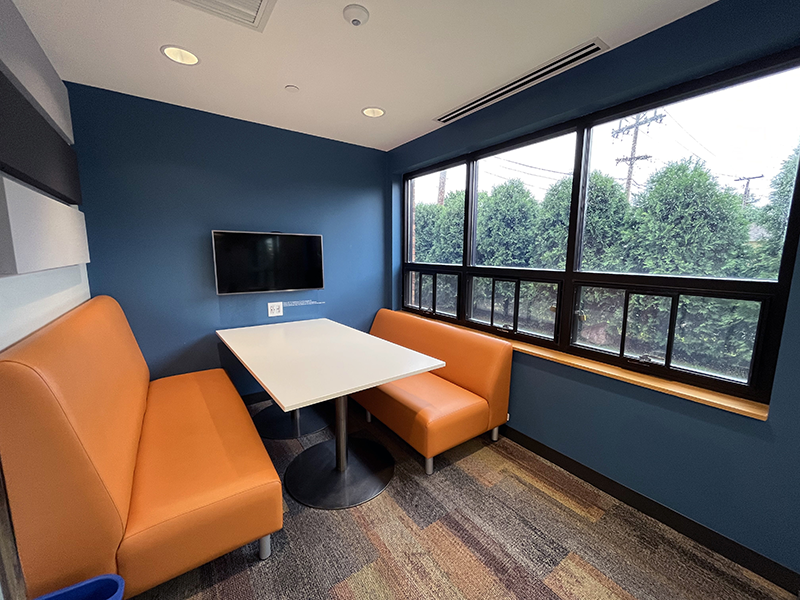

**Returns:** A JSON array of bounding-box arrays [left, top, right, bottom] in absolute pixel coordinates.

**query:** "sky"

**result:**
[[411, 64, 800, 206]]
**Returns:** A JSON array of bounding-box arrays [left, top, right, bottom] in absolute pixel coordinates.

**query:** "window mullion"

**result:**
[[463, 160, 478, 268], [619, 290, 631, 358], [490, 278, 497, 328], [432, 272, 437, 315], [559, 126, 590, 350], [664, 295, 680, 368], [404, 178, 412, 264], [459, 160, 478, 322]]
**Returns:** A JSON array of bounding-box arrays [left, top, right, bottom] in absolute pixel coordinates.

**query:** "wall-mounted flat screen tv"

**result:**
[[212, 230, 324, 295]]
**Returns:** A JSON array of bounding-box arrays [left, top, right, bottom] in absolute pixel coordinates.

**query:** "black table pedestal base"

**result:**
[[284, 437, 394, 509]]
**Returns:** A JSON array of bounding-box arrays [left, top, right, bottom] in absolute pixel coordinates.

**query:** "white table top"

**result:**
[[216, 318, 445, 412]]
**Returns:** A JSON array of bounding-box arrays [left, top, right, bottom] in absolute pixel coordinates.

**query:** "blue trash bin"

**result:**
[[34, 575, 124, 600]]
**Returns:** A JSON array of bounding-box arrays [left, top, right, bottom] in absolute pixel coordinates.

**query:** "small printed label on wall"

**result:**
[[284, 300, 326, 307]]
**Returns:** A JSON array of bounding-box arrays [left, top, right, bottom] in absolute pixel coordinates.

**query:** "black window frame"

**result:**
[[402, 46, 800, 405]]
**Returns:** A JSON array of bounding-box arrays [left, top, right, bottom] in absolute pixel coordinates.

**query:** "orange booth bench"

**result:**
[[0, 296, 283, 599], [352, 309, 513, 474]]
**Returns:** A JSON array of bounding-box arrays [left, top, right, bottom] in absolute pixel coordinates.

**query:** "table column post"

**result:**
[[291, 409, 301, 438], [335, 396, 348, 471]]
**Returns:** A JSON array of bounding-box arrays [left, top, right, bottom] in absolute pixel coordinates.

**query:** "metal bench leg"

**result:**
[[259, 535, 271, 560], [491, 426, 499, 442], [365, 410, 372, 423], [425, 457, 434, 475]]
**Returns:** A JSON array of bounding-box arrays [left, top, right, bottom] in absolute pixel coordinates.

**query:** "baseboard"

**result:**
[[501, 426, 800, 595]]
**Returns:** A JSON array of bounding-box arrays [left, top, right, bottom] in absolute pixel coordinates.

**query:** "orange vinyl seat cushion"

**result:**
[[117, 369, 282, 597], [354, 371, 489, 458], [352, 309, 512, 459]]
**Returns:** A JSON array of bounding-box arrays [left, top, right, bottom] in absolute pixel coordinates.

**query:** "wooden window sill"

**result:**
[[409, 312, 769, 421], [508, 339, 768, 421]]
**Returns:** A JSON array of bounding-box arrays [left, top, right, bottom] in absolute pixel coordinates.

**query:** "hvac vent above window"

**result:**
[[437, 38, 609, 124], [172, 0, 278, 31]]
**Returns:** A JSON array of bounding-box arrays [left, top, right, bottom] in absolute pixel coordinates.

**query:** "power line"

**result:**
[[491, 156, 573, 176], [612, 110, 666, 202], [486, 162, 563, 182], [483, 171, 551, 193], [640, 126, 705, 163], [663, 109, 717, 158]]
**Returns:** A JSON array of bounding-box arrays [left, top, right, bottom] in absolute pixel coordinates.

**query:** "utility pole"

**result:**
[[613, 111, 665, 202], [437, 170, 447, 206], [735, 175, 763, 206]]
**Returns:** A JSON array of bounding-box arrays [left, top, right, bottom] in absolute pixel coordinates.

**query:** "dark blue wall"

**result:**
[[68, 84, 389, 393], [389, 0, 800, 573]]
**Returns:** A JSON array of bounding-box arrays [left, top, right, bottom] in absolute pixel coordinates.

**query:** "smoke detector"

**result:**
[[343, 4, 369, 26]]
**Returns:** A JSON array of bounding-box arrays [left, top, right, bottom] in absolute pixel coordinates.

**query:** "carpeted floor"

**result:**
[[135, 399, 793, 600]]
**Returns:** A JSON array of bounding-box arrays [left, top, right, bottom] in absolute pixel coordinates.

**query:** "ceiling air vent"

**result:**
[[172, 0, 278, 31], [436, 38, 609, 124]]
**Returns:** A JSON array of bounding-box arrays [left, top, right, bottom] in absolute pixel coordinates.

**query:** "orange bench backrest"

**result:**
[[0, 296, 150, 598], [369, 309, 512, 429]]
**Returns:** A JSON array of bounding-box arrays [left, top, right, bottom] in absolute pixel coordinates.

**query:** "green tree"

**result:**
[[580, 172, 630, 272], [431, 190, 466, 264], [476, 179, 536, 268], [617, 160, 757, 376], [533, 171, 629, 271], [412, 202, 438, 262], [756, 143, 800, 278], [412, 190, 465, 264], [535, 176, 571, 269], [628, 159, 749, 278]]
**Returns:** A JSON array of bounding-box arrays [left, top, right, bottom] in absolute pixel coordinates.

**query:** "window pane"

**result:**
[[420, 273, 433, 311], [572, 286, 625, 354], [582, 65, 800, 280], [518, 281, 558, 339], [404, 271, 420, 308], [469, 276, 492, 324], [624, 294, 671, 365], [409, 164, 466, 265], [435, 274, 458, 317], [671, 296, 760, 383], [475, 133, 576, 270], [493, 280, 516, 330]]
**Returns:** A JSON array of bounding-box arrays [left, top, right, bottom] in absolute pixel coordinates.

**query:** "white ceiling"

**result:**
[[14, 0, 716, 151]]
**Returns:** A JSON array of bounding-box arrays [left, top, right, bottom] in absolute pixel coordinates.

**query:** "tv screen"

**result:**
[[212, 230, 324, 295]]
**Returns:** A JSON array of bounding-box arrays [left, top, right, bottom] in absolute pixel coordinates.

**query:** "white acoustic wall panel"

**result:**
[[0, 175, 90, 275]]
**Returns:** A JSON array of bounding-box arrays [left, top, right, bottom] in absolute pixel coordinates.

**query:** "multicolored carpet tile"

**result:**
[[135, 400, 793, 600]]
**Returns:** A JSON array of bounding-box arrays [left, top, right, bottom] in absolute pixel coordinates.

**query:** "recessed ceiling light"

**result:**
[[285, 84, 300, 93], [160, 45, 199, 66], [362, 107, 385, 118]]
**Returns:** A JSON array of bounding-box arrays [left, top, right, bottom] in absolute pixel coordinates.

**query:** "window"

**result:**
[[582, 76, 797, 280], [403, 55, 800, 404], [475, 133, 576, 270], [408, 164, 466, 266], [404, 270, 461, 318]]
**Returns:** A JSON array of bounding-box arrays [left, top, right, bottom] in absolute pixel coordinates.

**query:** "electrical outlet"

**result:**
[[268, 302, 283, 317]]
